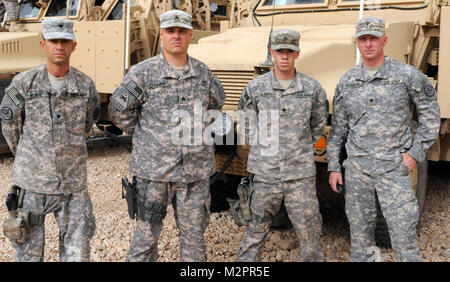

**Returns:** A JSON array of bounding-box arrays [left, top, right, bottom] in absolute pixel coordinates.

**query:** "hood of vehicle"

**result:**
[[188, 22, 414, 110]]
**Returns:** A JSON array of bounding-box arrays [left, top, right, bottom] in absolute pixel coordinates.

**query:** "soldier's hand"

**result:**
[[402, 153, 417, 172], [329, 171, 343, 193]]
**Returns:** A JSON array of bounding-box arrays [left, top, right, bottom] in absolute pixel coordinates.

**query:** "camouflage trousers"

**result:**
[[126, 177, 211, 262], [344, 160, 422, 262], [236, 176, 325, 262], [2, 0, 19, 20], [10, 189, 96, 262]]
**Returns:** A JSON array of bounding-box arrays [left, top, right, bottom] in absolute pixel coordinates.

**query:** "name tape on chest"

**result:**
[[295, 92, 313, 98], [343, 82, 364, 90], [25, 92, 43, 99], [259, 91, 312, 99], [147, 82, 169, 89], [67, 92, 89, 98]]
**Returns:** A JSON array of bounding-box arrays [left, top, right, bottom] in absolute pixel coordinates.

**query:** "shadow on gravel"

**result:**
[[428, 160, 450, 181]]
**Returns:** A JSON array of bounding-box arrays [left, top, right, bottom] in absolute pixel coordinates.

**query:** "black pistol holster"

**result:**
[[122, 177, 167, 222], [135, 178, 167, 223], [3, 186, 43, 244], [122, 176, 137, 219]]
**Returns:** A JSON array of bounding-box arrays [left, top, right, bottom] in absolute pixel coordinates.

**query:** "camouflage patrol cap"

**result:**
[[42, 18, 76, 41], [160, 10, 193, 30], [355, 17, 385, 38], [270, 29, 300, 51]]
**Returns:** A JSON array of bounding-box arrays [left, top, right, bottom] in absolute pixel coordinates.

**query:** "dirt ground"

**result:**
[[0, 145, 448, 262]]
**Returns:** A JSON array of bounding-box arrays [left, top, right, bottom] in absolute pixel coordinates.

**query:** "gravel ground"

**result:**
[[0, 145, 448, 262]]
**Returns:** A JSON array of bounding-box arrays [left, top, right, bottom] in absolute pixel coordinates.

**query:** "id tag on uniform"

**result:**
[[179, 95, 188, 105], [367, 96, 377, 106], [280, 106, 288, 116]]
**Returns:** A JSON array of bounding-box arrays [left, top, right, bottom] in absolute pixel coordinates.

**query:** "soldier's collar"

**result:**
[[38, 64, 54, 93], [159, 53, 197, 79], [356, 56, 390, 81], [271, 71, 284, 90], [372, 56, 390, 80], [42, 64, 78, 94], [271, 70, 303, 93], [65, 67, 79, 93]]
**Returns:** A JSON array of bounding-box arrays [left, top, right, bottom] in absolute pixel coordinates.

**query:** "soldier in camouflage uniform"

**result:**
[[109, 10, 225, 262], [327, 18, 441, 262], [236, 29, 327, 262], [0, 19, 99, 261], [1, 0, 19, 20], [0, 2, 5, 29], [0, 0, 19, 30]]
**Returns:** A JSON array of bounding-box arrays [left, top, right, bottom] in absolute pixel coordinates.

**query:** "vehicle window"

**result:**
[[107, 0, 124, 20], [19, 0, 40, 19], [68, 0, 80, 16], [263, 0, 325, 6], [212, 4, 228, 17], [45, 0, 67, 17]]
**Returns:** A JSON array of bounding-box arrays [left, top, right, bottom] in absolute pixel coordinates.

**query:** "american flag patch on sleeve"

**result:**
[[6, 87, 25, 107]]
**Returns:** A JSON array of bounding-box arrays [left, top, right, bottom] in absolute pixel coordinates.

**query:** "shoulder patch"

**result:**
[[125, 81, 143, 98], [238, 88, 251, 110], [411, 72, 427, 92], [238, 98, 244, 109], [111, 86, 129, 111], [1, 107, 13, 120], [424, 85, 436, 97], [334, 85, 343, 100], [6, 87, 24, 107], [210, 75, 226, 101]]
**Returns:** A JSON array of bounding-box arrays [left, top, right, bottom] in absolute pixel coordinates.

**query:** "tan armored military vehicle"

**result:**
[[0, 0, 232, 150], [187, 0, 450, 244]]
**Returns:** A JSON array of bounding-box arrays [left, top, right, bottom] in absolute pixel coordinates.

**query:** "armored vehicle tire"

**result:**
[[375, 160, 428, 248]]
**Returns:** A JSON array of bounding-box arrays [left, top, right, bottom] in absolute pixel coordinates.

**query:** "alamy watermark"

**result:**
[[169, 102, 281, 156]]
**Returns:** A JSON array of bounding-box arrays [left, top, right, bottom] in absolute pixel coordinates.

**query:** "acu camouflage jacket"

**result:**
[[327, 56, 440, 175], [109, 53, 225, 183], [0, 64, 100, 195], [237, 70, 328, 182]]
